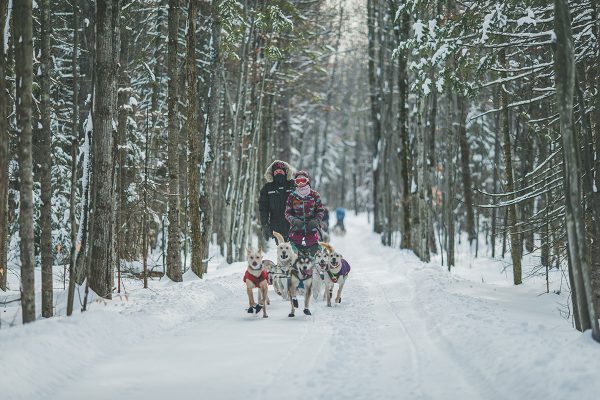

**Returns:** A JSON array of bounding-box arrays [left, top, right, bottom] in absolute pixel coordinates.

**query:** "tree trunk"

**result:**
[[39, 0, 53, 317], [416, 96, 430, 262], [276, 93, 291, 161], [88, 0, 120, 298], [521, 112, 534, 253], [397, 4, 411, 249], [186, 0, 203, 277], [428, 88, 438, 255], [199, 0, 221, 266], [67, 2, 80, 305], [0, 0, 9, 291], [367, 0, 382, 233], [499, 49, 522, 285], [554, 0, 599, 340], [445, 94, 456, 269], [490, 94, 500, 258], [15, 0, 36, 323], [167, 0, 182, 281], [457, 95, 475, 244]]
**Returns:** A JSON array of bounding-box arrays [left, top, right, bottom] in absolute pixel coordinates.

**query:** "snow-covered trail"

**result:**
[[3, 214, 600, 400]]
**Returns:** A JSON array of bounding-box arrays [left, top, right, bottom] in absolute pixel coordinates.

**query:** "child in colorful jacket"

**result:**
[[284, 170, 325, 256]]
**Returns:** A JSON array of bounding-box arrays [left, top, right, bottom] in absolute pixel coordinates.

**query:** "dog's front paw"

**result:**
[[288, 313, 295, 317], [247, 307, 255, 314], [254, 303, 263, 313], [292, 298, 299, 308], [263, 314, 269, 318], [303, 309, 311, 316], [336, 298, 341, 304]]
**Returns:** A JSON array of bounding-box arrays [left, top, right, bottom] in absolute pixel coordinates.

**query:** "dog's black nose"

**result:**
[[252, 262, 257, 266]]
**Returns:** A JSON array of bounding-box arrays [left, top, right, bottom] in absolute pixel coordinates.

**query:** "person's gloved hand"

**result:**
[[292, 218, 304, 228], [307, 219, 320, 230], [262, 226, 271, 240]]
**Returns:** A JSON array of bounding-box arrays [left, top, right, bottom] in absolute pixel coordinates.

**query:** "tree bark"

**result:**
[[416, 96, 430, 262], [491, 123, 500, 258], [367, 0, 382, 233], [186, 0, 202, 277], [67, 2, 80, 305], [15, 0, 36, 323], [0, 0, 9, 291], [167, 0, 182, 281], [499, 49, 522, 285], [446, 94, 456, 269], [39, 0, 53, 317], [199, 0, 221, 266], [397, 3, 411, 249], [457, 95, 475, 244], [554, 0, 599, 340], [88, 0, 120, 298]]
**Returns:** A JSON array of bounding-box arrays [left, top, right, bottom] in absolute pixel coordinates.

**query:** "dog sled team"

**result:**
[[243, 161, 351, 318]]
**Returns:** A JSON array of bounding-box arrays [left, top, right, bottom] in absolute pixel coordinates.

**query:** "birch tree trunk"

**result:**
[[167, 0, 182, 281], [554, 0, 599, 340], [39, 0, 53, 317], [0, 0, 9, 291], [15, 0, 36, 322], [88, 0, 120, 298]]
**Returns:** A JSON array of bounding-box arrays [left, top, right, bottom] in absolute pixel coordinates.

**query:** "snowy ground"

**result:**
[[2, 214, 600, 400]]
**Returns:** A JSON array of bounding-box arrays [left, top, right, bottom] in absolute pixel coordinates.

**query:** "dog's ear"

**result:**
[[246, 247, 252, 257]]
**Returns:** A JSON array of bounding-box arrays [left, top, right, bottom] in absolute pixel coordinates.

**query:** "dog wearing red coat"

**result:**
[[244, 248, 269, 318]]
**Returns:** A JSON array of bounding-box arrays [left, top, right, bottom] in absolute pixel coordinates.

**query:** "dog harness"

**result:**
[[327, 259, 350, 283], [243, 270, 269, 286]]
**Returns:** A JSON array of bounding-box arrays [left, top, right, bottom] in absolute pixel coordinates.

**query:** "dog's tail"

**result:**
[[319, 242, 335, 254], [272, 231, 285, 244]]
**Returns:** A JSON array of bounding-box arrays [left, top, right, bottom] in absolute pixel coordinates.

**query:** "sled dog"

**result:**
[[320, 242, 350, 307], [312, 247, 330, 301], [243, 248, 269, 318], [288, 251, 314, 317], [272, 231, 296, 300], [261, 259, 276, 305]]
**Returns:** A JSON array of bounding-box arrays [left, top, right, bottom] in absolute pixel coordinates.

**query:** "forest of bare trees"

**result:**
[[0, 0, 599, 340]]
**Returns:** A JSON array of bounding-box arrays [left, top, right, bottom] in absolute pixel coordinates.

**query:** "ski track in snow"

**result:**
[[2, 214, 600, 399]]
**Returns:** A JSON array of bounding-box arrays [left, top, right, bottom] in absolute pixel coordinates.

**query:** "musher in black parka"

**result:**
[[259, 160, 296, 243]]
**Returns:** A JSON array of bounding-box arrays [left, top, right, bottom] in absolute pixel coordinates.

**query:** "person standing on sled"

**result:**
[[285, 170, 325, 257], [259, 160, 295, 243]]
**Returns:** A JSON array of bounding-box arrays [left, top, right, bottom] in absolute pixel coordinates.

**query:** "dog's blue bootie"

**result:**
[[303, 309, 311, 316], [254, 303, 263, 313], [288, 313, 295, 317], [247, 307, 254, 314], [292, 298, 299, 308]]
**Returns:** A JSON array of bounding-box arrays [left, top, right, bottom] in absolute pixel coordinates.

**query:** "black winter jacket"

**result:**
[[259, 179, 294, 238]]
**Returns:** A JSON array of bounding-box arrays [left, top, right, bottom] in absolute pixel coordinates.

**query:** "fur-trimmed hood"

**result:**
[[264, 160, 295, 182]]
